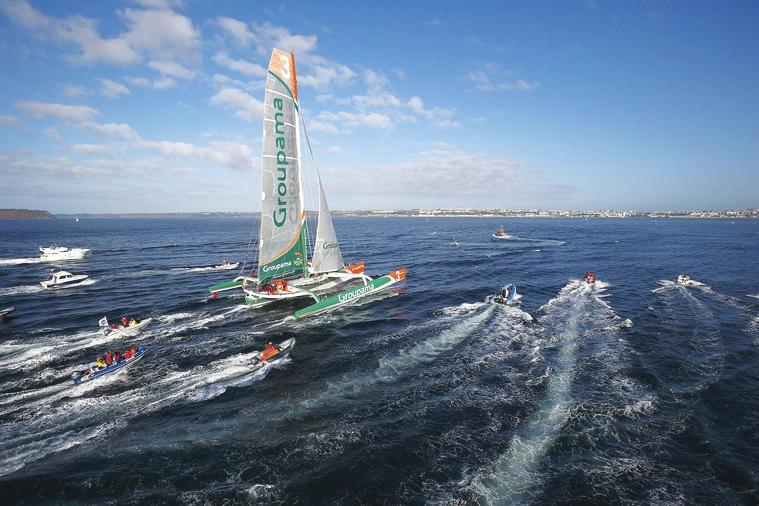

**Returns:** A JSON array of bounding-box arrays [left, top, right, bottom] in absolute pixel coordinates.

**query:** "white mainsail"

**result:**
[[258, 48, 308, 282], [311, 177, 344, 273]]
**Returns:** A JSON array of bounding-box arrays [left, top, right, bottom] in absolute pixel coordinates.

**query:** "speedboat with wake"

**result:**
[[99, 316, 151, 336], [485, 283, 521, 305], [250, 338, 295, 370], [0, 307, 14, 320], [582, 271, 597, 284], [214, 260, 240, 270], [677, 273, 695, 285], [72, 346, 146, 385], [40, 271, 89, 289], [39, 246, 90, 262], [492, 225, 511, 240]]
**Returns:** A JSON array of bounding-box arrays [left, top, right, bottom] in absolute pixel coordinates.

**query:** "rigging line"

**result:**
[[298, 107, 321, 259]]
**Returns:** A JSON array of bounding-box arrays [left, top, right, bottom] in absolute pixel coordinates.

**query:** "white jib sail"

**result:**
[[310, 177, 344, 274]]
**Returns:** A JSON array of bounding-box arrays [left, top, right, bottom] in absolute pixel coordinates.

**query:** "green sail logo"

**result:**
[[273, 96, 288, 227]]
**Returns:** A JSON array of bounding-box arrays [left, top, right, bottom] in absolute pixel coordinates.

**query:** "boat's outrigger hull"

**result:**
[[294, 268, 406, 319]]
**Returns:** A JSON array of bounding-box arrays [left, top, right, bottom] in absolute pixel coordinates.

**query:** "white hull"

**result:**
[[102, 318, 151, 336], [39, 247, 90, 262], [40, 274, 89, 288], [215, 262, 240, 271]]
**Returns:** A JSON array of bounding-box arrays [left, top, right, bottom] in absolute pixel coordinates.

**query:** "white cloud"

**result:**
[[63, 84, 87, 97], [250, 22, 317, 55], [16, 101, 98, 123], [298, 55, 355, 89], [71, 143, 114, 156], [467, 65, 539, 92], [133, 0, 184, 9], [406, 96, 459, 127], [141, 139, 254, 170], [213, 52, 266, 77], [128, 75, 175, 89], [99, 78, 131, 98], [217, 16, 254, 46], [15, 99, 253, 170], [43, 127, 61, 140], [333, 147, 571, 200], [317, 110, 392, 130], [153, 77, 176, 89], [0, 114, 23, 128], [147, 59, 196, 79], [119, 7, 200, 63], [82, 121, 140, 141], [1, 1, 200, 67], [324, 145, 344, 155], [307, 120, 338, 134], [210, 88, 264, 122]]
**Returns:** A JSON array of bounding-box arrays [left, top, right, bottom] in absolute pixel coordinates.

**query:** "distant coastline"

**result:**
[[49, 208, 759, 219], [0, 209, 55, 220]]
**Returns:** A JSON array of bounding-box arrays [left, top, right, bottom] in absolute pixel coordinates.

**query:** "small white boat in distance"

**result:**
[[39, 246, 90, 262], [677, 273, 695, 285], [492, 225, 511, 240], [40, 271, 89, 288], [0, 307, 14, 319], [214, 260, 240, 270]]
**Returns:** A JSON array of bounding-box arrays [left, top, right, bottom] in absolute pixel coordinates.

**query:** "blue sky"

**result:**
[[1, 0, 757, 213]]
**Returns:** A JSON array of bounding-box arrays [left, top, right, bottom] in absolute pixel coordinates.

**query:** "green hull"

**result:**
[[294, 275, 396, 319], [208, 279, 244, 293]]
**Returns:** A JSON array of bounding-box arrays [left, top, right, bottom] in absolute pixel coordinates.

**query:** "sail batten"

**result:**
[[258, 48, 308, 282]]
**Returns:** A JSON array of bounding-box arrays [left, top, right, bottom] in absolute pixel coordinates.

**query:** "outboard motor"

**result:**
[[71, 371, 82, 382]]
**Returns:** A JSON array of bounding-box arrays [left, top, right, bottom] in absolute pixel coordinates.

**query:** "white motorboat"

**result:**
[[677, 274, 694, 285], [99, 316, 152, 336], [39, 246, 90, 262], [214, 261, 240, 270], [492, 225, 511, 240], [40, 271, 89, 288]]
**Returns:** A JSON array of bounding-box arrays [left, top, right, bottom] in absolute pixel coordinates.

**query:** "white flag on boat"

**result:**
[[98, 316, 108, 328]]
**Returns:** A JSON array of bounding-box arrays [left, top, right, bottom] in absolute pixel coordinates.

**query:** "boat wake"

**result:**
[[0, 257, 42, 266], [467, 279, 646, 504], [0, 284, 45, 296], [0, 344, 291, 478]]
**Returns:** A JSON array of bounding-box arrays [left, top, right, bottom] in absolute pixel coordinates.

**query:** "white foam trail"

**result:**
[[474, 298, 581, 504], [0, 257, 41, 266], [0, 345, 285, 476], [157, 306, 249, 339], [374, 305, 494, 382], [156, 312, 196, 324], [171, 266, 218, 273], [0, 284, 45, 296], [297, 304, 494, 413]]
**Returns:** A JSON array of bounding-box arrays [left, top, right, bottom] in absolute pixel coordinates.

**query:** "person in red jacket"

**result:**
[[104, 351, 112, 365]]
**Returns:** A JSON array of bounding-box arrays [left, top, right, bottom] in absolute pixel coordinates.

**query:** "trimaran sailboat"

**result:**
[[209, 48, 406, 319]]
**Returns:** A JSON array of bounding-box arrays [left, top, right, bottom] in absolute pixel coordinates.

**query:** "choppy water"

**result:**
[[0, 217, 757, 504]]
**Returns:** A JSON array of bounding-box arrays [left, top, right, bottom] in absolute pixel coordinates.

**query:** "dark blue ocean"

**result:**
[[0, 217, 757, 504]]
